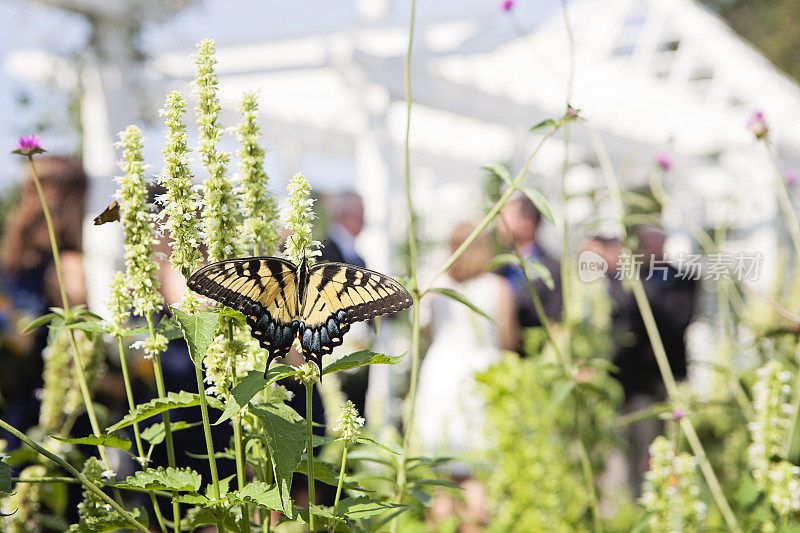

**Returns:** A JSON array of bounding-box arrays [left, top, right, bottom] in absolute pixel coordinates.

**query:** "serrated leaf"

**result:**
[[215, 365, 299, 426], [0, 457, 11, 494], [429, 288, 495, 323], [106, 391, 222, 433], [530, 118, 556, 131], [51, 434, 131, 452], [140, 421, 202, 445], [252, 403, 306, 515], [172, 307, 221, 366], [173, 493, 210, 506], [322, 350, 407, 376], [119, 466, 201, 492], [227, 481, 296, 518], [336, 496, 407, 519], [205, 474, 234, 499], [355, 437, 400, 455], [22, 313, 56, 333], [69, 507, 148, 533], [156, 315, 184, 341], [517, 185, 554, 224]]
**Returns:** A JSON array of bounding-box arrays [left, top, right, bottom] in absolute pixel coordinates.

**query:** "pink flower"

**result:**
[[655, 152, 673, 171], [746, 110, 769, 139], [12, 135, 45, 157], [787, 171, 798, 186], [566, 104, 579, 120], [501, 0, 514, 12], [672, 409, 685, 421]]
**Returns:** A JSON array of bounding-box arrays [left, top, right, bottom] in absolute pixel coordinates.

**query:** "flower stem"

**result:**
[[305, 380, 316, 531], [26, 156, 116, 485], [765, 141, 800, 264], [147, 313, 181, 533], [228, 321, 250, 533], [329, 444, 348, 533], [117, 336, 168, 533], [193, 359, 224, 532], [0, 417, 150, 532]]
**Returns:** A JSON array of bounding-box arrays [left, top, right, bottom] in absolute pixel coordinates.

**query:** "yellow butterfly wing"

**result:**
[[187, 257, 300, 365], [298, 262, 412, 363]]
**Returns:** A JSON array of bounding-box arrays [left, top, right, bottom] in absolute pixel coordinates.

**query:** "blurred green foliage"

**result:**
[[703, 0, 800, 82]]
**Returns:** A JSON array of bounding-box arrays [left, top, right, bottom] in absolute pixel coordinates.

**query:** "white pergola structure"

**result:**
[[147, 0, 800, 279]]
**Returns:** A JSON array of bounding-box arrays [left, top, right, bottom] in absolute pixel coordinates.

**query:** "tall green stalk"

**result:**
[[146, 314, 182, 532], [116, 336, 168, 533], [228, 321, 250, 533], [330, 444, 348, 533], [193, 363, 225, 532], [26, 156, 116, 480], [305, 380, 317, 531]]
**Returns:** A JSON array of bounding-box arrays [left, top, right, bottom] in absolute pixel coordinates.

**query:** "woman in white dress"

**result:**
[[414, 222, 518, 529]]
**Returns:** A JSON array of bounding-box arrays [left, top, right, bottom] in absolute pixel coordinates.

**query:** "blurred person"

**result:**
[[583, 228, 697, 495], [0, 156, 88, 448], [319, 190, 369, 416], [414, 222, 518, 532], [496, 192, 562, 349]]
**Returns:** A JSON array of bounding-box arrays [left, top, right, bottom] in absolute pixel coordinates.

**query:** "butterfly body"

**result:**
[[187, 256, 412, 374]]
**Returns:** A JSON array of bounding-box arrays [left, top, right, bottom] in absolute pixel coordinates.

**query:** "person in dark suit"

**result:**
[[584, 228, 697, 495], [495, 193, 563, 348], [321, 190, 366, 268], [319, 191, 369, 416]]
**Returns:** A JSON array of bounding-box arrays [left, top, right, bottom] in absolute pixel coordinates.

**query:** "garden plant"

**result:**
[[2, 2, 800, 532]]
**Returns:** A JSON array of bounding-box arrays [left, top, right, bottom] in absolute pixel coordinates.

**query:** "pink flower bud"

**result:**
[[746, 110, 769, 140], [12, 134, 45, 157]]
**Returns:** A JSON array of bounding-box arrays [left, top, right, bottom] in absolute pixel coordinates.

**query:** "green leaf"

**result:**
[[551, 379, 575, 406], [227, 481, 299, 519], [529, 118, 556, 131], [64, 321, 109, 335], [106, 391, 222, 433], [140, 421, 202, 445], [429, 288, 495, 323], [173, 493, 210, 506], [51, 434, 131, 452], [205, 474, 234, 500], [47, 315, 65, 346], [156, 315, 184, 341], [119, 466, 201, 492], [69, 507, 148, 532], [481, 163, 513, 186], [0, 457, 11, 494], [220, 306, 247, 322], [215, 365, 299, 426], [322, 350, 408, 376], [295, 458, 367, 492], [252, 403, 307, 515], [22, 313, 56, 333], [355, 437, 400, 455], [172, 307, 221, 366], [517, 185, 554, 224], [409, 479, 463, 491], [336, 496, 407, 519], [525, 261, 555, 290], [487, 253, 521, 271], [407, 488, 433, 507]]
